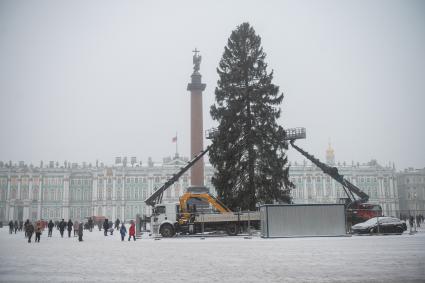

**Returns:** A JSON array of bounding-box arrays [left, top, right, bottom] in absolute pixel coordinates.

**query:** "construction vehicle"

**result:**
[[284, 127, 382, 225], [144, 131, 260, 237]]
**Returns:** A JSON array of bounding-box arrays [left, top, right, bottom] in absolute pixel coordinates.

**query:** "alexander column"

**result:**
[[187, 49, 206, 188]]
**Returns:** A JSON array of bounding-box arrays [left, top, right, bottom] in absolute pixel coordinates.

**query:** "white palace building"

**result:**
[[0, 145, 411, 223]]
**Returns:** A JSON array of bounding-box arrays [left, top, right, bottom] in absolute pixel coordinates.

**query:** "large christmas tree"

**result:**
[[209, 22, 293, 211]]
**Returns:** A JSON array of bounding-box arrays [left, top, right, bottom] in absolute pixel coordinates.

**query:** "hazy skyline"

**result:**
[[1, 0, 424, 170]]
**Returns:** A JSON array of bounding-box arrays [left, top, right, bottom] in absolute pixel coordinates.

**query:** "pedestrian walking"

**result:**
[[35, 220, 43, 243], [115, 218, 120, 230], [14, 220, 18, 234], [8, 220, 13, 234], [120, 223, 127, 241], [78, 223, 83, 242], [67, 219, 73, 237], [48, 220, 54, 237], [103, 219, 109, 236], [74, 220, 79, 237], [26, 221, 34, 243], [24, 219, 30, 238], [128, 221, 136, 241], [59, 219, 66, 237], [88, 217, 93, 232]]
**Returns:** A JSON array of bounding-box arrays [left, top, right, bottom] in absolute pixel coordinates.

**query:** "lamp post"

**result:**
[[414, 192, 417, 233]]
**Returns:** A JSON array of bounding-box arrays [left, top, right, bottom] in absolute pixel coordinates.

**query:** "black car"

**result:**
[[351, 217, 407, 234]]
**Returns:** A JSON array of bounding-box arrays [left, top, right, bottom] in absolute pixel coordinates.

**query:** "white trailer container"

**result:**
[[260, 204, 346, 238]]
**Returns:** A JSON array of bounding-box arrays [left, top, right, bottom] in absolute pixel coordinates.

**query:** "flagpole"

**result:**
[[175, 132, 178, 157]]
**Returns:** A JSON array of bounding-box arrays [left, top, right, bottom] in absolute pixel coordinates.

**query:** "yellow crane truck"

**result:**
[[144, 146, 260, 237]]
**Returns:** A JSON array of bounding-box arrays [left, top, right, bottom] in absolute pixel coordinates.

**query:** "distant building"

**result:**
[[0, 146, 418, 222], [0, 156, 213, 222], [396, 168, 425, 216]]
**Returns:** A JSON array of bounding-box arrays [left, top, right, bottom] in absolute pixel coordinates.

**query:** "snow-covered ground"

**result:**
[[0, 226, 424, 283]]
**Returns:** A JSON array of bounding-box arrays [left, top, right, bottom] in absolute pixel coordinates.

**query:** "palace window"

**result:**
[[22, 188, 29, 200], [50, 188, 55, 201], [98, 188, 103, 200], [32, 187, 39, 201]]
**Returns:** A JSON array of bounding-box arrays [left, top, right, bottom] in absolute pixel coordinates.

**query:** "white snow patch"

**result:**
[[0, 226, 424, 282]]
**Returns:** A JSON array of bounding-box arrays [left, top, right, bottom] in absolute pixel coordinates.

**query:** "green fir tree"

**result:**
[[209, 22, 293, 211]]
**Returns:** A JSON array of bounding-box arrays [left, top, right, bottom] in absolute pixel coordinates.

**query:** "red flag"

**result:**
[[172, 136, 177, 143]]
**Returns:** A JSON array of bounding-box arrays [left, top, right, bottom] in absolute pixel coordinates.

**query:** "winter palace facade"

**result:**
[[0, 146, 413, 222]]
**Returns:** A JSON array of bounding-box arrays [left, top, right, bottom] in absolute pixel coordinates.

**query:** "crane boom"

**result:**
[[144, 146, 210, 207], [289, 140, 369, 205]]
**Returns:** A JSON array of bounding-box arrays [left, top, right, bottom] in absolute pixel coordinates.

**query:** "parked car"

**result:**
[[351, 217, 407, 234]]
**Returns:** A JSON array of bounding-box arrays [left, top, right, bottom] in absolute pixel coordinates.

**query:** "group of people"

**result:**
[[101, 218, 136, 241], [8, 220, 22, 234], [8, 217, 137, 243], [9, 219, 48, 243], [56, 219, 84, 241], [400, 214, 424, 228], [8, 218, 84, 243]]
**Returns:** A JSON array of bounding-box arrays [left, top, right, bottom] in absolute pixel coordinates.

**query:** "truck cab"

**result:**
[[152, 202, 179, 237]]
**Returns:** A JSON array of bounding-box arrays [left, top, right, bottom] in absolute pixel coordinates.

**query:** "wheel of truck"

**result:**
[[160, 224, 175, 238], [226, 223, 238, 236]]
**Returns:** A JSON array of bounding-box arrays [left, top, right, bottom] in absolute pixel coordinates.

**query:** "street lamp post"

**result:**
[[414, 192, 417, 233]]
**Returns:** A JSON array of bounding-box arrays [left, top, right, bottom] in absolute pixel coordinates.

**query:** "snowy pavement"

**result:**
[[0, 226, 424, 283]]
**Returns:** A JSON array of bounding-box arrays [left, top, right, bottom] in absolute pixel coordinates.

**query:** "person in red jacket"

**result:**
[[128, 220, 136, 241]]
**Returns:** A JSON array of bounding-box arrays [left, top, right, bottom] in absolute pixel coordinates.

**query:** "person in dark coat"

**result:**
[[14, 220, 18, 234], [103, 219, 109, 236], [78, 222, 83, 242], [47, 220, 54, 237], [120, 223, 127, 241], [19, 221, 23, 231], [59, 219, 66, 237], [24, 219, 30, 238], [26, 222, 34, 243], [128, 221, 136, 241], [67, 219, 73, 237], [8, 220, 14, 234], [88, 217, 93, 232], [115, 218, 120, 230]]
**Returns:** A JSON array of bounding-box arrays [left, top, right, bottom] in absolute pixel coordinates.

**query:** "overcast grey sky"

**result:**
[[0, 0, 424, 170]]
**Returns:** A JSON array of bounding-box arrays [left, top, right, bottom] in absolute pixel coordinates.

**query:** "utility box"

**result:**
[[260, 204, 346, 238]]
